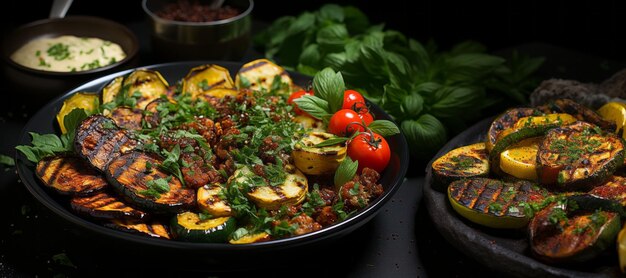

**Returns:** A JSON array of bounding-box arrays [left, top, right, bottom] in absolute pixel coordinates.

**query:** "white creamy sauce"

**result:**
[[10, 35, 126, 72]]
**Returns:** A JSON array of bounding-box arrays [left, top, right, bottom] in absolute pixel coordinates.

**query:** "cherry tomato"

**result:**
[[342, 89, 366, 110], [287, 90, 314, 116], [328, 109, 366, 136], [347, 132, 391, 173], [353, 102, 374, 125]]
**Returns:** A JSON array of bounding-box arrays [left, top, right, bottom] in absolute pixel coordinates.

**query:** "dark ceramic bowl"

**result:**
[[1, 16, 139, 107], [15, 61, 409, 268]]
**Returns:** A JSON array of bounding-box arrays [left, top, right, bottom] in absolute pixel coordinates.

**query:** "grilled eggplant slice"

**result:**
[[486, 107, 541, 152], [75, 115, 138, 171], [181, 64, 235, 99], [292, 132, 347, 176], [588, 175, 626, 207], [36, 155, 108, 195], [235, 59, 293, 93], [56, 92, 99, 134], [431, 142, 489, 191], [71, 191, 148, 220], [170, 212, 236, 243], [529, 202, 620, 263], [106, 219, 171, 239], [122, 69, 170, 109], [197, 184, 232, 217], [110, 107, 143, 130], [106, 151, 196, 214], [537, 121, 625, 191], [538, 98, 617, 131], [448, 178, 549, 229], [229, 232, 271, 244]]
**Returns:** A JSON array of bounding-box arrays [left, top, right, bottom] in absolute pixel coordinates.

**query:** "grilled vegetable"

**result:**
[[597, 101, 626, 138], [71, 191, 148, 220], [538, 98, 617, 131], [618, 224, 626, 273], [566, 193, 626, 217], [499, 137, 542, 181], [106, 219, 171, 239], [448, 178, 548, 229], [106, 151, 196, 213], [588, 175, 626, 207], [230, 166, 308, 210], [170, 212, 236, 243], [529, 202, 620, 263], [122, 69, 170, 109], [36, 155, 108, 195], [101, 76, 124, 106], [74, 115, 138, 171], [181, 64, 235, 99], [198, 88, 239, 99], [142, 98, 168, 128], [229, 232, 271, 244], [197, 184, 232, 217], [489, 113, 577, 175], [292, 132, 347, 176], [293, 115, 325, 132], [56, 92, 99, 134], [537, 121, 625, 191], [486, 107, 541, 152], [431, 142, 489, 191], [235, 58, 293, 93], [110, 107, 143, 130]]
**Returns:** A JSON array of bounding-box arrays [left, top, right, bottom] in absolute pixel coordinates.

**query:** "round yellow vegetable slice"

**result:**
[[597, 101, 626, 139], [499, 137, 542, 181], [56, 92, 99, 134]]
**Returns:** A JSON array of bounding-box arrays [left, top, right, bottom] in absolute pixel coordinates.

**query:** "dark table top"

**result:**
[[1, 19, 625, 278]]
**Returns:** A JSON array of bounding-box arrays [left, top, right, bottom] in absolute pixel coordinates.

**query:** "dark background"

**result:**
[[2, 0, 626, 63]]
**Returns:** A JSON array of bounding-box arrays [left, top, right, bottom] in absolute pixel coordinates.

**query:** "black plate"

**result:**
[[15, 61, 409, 264], [423, 117, 619, 277]]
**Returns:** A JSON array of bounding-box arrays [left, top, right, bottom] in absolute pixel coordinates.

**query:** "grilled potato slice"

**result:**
[[431, 142, 489, 191], [235, 59, 292, 93], [293, 132, 347, 175], [197, 184, 232, 217], [36, 155, 108, 195], [106, 219, 171, 239], [182, 64, 235, 99], [74, 115, 138, 171], [71, 191, 148, 220]]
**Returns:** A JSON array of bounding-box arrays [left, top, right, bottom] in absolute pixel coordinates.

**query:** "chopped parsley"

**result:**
[[47, 43, 70, 60]]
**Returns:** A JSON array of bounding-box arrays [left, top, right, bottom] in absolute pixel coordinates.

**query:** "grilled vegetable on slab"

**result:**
[[74, 115, 138, 171], [235, 59, 293, 93], [538, 98, 617, 132], [229, 232, 271, 244], [106, 151, 196, 214], [537, 121, 625, 191], [36, 155, 108, 195], [292, 132, 347, 176], [529, 202, 620, 263], [486, 107, 541, 152], [448, 178, 548, 229], [109, 107, 143, 130], [499, 137, 542, 181], [182, 64, 235, 99], [106, 219, 171, 239], [170, 212, 235, 243], [71, 191, 148, 220], [431, 142, 489, 191], [56, 92, 99, 134], [197, 184, 232, 217]]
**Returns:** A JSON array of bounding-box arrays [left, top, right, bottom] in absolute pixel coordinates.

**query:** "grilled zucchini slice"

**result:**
[[229, 232, 271, 244], [181, 64, 235, 99], [106, 219, 171, 239], [486, 107, 541, 152], [74, 115, 138, 171], [448, 178, 549, 229], [71, 191, 148, 220], [170, 212, 236, 243], [537, 121, 625, 191], [197, 184, 232, 217], [230, 166, 308, 210], [36, 155, 108, 195], [121, 69, 170, 109], [109, 107, 143, 130], [529, 202, 620, 263], [101, 76, 124, 106], [292, 132, 347, 176], [538, 98, 617, 132], [235, 59, 293, 93], [56, 92, 99, 134], [293, 115, 325, 132], [431, 142, 489, 191], [499, 137, 542, 181], [106, 151, 196, 214]]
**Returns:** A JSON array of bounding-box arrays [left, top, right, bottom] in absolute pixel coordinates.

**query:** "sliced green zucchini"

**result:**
[[235, 58, 293, 93], [247, 167, 308, 210], [74, 115, 138, 171], [110, 107, 143, 130], [181, 64, 235, 99], [229, 232, 271, 244], [486, 107, 541, 152], [431, 142, 489, 191], [36, 155, 108, 195], [56, 92, 99, 134], [538, 98, 617, 131], [170, 212, 235, 243], [71, 191, 148, 220], [122, 69, 170, 109], [106, 151, 196, 214], [448, 178, 549, 229], [529, 202, 620, 263], [537, 121, 625, 191], [106, 219, 171, 239], [197, 184, 232, 217], [101, 76, 124, 106], [566, 193, 626, 217], [292, 132, 347, 176]]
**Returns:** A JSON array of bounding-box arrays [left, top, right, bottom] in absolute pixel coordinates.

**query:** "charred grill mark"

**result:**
[[206, 79, 226, 90], [474, 180, 503, 213], [111, 152, 139, 179], [239, 60, 268, 72]]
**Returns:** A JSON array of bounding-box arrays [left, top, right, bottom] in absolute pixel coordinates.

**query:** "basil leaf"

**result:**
[[293, 95, 331, 119], [314, 137, 349, 147], [342, 6, 369, 34], [368, 120, 400, 137], [299, 44, 321, 70], [401, 115, 447, 157], [61, 108, 89, 150], [430, 87, 482, 118], [317, 24, 349, 53], [15, 146, 37, 163], [446, 53, 505, 70], [312, 68, 345, 113], [319, 4, 344, 22], [0, 154, 15, 167], [334, 157, 358, 188], [401, 93, 423, 118]]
